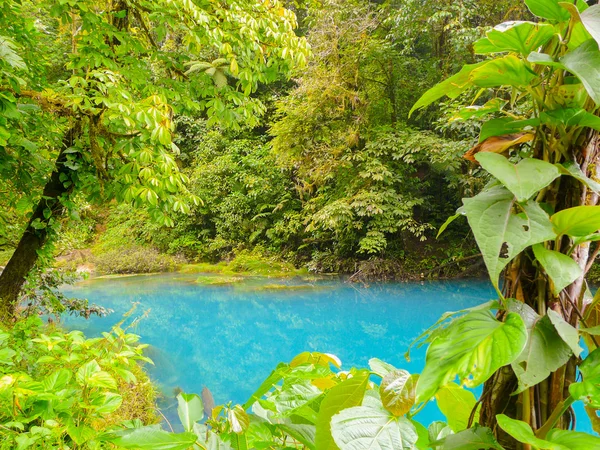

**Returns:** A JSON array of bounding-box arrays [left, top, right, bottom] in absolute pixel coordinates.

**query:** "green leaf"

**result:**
[[227, 405, 249, 434], [436, 425, 504, 450], [476, 154, 560, 202], [556, 160, 600, 194], [496, 415, 564, 450], [368, 358, 397, 378], [409, 62, 487, 116], [542, 108, 600, 131], [547, 429, 600, 449], [547, 309, 583, 356], [435, 383, 478, 432], [76, 360, 101, 385], [532, 244, 583, 295], [569, 348, 600, 407], [331, 406, 418, 450], [478, 117, 539, 142], [103, 426, 198, 450], [0, 36, 27, 70], [469, 55, 538, 88], [462, 185, 556, 287], [315, 370, 369, 450], [524, 0, 570, 21], [581, 5, 600, 47], [551, 205, 600, 236], [243, 363, 288, 409], [560, 39, 600, 105], [94, 392, 123, 414], [416, 310, 527, 403], [379, 370, 418, 417], [278, 423, 316, 449], [510, 306, 572, 393], [478, 21, 556, 55], [67, 421, 96, 445], [43, 369, 72, 391], [427, 421, 452, 444], [527, 51, 565, 68], [177, 393, 204, 432]]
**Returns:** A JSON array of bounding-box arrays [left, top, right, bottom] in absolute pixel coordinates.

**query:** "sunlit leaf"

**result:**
[[476, 154, 560, 202], [416, 310, 527, 402]]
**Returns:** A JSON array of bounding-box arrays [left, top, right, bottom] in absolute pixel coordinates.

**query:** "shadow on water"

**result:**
[[60, 274, 592, 432]]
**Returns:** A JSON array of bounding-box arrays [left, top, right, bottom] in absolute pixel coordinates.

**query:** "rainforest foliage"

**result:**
[[0, 0, 528, 282], [3, 0, 600, 449]]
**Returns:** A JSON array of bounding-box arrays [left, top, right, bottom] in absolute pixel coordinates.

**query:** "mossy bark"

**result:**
[[479, 133, 600, 449], [0, 128, 78, 323]]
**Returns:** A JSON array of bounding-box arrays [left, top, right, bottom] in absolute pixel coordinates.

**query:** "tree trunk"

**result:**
[[479, 132, 600, 449], [0, 127, 78, 323]]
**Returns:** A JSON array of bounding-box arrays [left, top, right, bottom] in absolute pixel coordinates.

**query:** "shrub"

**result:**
[[0, 316, 158, 449], [93, 245, 180, 275]]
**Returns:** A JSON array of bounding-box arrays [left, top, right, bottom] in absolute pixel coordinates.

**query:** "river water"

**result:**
[[60, 274, 592, 432]]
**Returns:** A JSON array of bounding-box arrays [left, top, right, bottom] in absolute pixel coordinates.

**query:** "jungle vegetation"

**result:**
[[2, 0, 600, 449]]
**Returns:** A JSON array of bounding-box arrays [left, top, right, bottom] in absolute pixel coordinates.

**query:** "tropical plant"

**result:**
[[408, 0, 600, 446], [0, 315, 156, 449], [0, 0, 309, 322]]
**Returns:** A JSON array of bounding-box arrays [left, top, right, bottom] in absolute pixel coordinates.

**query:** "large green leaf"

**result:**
[[409, 62, 487, 116], [528, 51, 566, 68], [478, 117, 539, 142], [475, 21, 556, 55], [227, 406, 250, 434], [42, 369, 72, 392], [436, 426, 504, 450], [330, 406, 418, 450], [379, 370, 417, 417], [581, 5, 600, 46], [177, 393, 204, 432], [524, 0, 570, 21], [103, 427, 198, 450], [462, 185, 556, 287], [278, 423, 316, 449], [368, 358, 396, 378], [556, 160, 600, 194], [509, 301, 572, 393], [561, 39, 600, 105], [315, 370, 369, 450], [532, 244, 583, 295], [476, 154, 560, 202], [551, 205, 600, 236], [547, 309, 583, 356], [427, 421, 452, 444], [416, 310, 527, 403], [435, 383, 478, 432], [541, 108, 600, 131], [470, 55, 538, 88], [496, 415, 565, 450], [547, 429, 600, 449]]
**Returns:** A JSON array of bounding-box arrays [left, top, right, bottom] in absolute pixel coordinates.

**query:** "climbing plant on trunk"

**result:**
[[410, 0, 600, 447], [0, 0, 308, 323]]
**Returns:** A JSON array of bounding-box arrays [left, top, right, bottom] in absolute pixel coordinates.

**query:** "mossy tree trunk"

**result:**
[[479, 132, 600, 448], [0, 127, 78, 324]]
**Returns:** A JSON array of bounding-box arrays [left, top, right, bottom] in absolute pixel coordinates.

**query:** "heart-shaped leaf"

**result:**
[[379, 370, 418, 417]]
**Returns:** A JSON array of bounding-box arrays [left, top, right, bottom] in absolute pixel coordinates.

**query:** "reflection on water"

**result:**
[[59, 274, 591, 432]]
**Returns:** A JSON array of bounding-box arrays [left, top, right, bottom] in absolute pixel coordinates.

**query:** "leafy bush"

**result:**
[[93, 245, 180, 275], [0, 316, 157, 449]]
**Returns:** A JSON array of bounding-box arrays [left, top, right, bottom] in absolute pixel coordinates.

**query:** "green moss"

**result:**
[[181, 250, 308, 278], [179, 262, 228, 274], [255, 283, 319, 291], [0, 248, 13, 266], [196, 275, 245, 285]]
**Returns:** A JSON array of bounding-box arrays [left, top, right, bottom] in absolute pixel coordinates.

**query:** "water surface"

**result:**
[[60, 274, 591, 432]]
